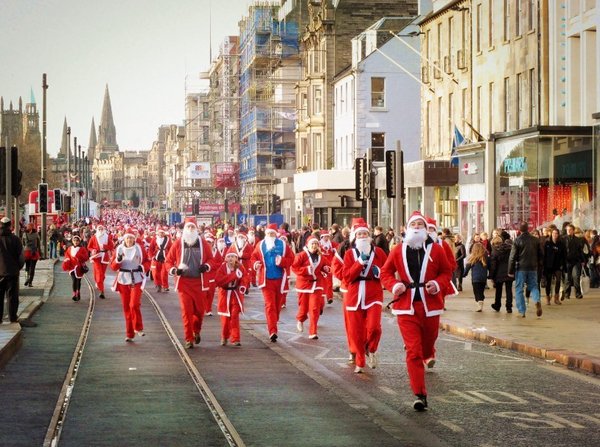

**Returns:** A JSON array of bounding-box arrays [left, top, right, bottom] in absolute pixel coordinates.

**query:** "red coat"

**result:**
[[250, 238, 294, 293], [292, 248, 329, 293], [215, 264, 248, 317], [205, 246, 224, 283], [62, 246, 90, 278], [165, 237, 216, 292], [380, 242, 452, 317], [87, 233, 115, 264], [148, 236, 172, 262], [342, 245, 387, 311], [225, 242, 253, 275]]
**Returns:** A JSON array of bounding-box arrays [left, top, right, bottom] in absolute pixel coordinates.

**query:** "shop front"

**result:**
[[456, 144, 486, 242], [494, 127, 594, 230]]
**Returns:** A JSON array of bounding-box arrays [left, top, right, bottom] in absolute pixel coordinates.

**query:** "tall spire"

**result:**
[[30, 87, 36, 105], [88, 117, 97, 160], [96, 84, 118, 153], [59, 116, 68, 158]]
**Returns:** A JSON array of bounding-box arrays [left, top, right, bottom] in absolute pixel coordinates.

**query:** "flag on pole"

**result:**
[[450, 125, 465, 167]]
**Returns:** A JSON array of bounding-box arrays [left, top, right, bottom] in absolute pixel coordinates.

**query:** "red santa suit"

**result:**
[[380, 212, 453, 406], [426, 218, 459, 297], [87, 227, 114, 297], [250, 225, 295, 341], [110, 236, 151, 341], [203, 233, 221, 315], [292, 236, 330, 338], [331, 240, 356, 358], [215, 255, 248, 345], [165, 221, 216, 347], [319, 234, 337, 303], [62, 239, 89, 301], [342, 220, 388, 371], [148, 230, 172, 291]]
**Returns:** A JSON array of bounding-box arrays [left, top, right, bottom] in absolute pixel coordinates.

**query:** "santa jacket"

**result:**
[[62, 246, 90, 278], [148, 236, 172, 264], [225, 242, 254, 276], [250, 238, 294, 293], [110, 243, 151, 289], [292, 248, 329, 293], [342, 245, 388, 311], [165, 237, 216, 292], [215, 263, 248, 317], [87, 233, 114, 264], [380, 241, 452, 317]]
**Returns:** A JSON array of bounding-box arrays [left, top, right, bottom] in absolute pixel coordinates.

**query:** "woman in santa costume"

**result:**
[[110, 230, 151, 342], [319, 232, 337, 305], [165, 217, 216, 349], [148, 227, 172, 292], [292, 235, 330, 339], [342, 218, 388, 373], [87, 224, 114, 299], [380, 211, 453, 411], [250, 223, 295, 342], [62, 234, 90, 301], [215, 252, 248, 346]]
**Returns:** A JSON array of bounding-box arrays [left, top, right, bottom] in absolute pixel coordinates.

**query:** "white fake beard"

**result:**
[[405, 228, 428, 249], [264, 235, 276, 250], [428, 231, 438, 242], [236, 238, 246, 249], [248, 235, 255, 244], [182, 228, 199, 246], [96, 229, 105, 238], [355, 237, 372, 255], [320, 240, 332, 250], [217, 241, 226, 251]]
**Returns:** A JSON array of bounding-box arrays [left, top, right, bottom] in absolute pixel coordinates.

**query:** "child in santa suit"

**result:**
[[87, 224, 114, 299], [292, 235, 330, 339], [215, 252, 248, 346], [342, 219, 388, 373], [110, 231, 151, 342], [380, 211, 453, 412], [148, 227, 172, 292], [62, 235, 89, 301]]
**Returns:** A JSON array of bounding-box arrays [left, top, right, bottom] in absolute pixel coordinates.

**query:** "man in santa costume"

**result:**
[[202, 232, 219, 316], [380, 211, 453, 411], [292, 235, 329, 339], [165, 216, 216, 349], [226, 228, 254, 283], [250, 223, 294, 342], [110, 230, 151, 342], [319, 232, 337, 304], [148, 227, 172, 292], [331, 228, 355, 363], [342, 218, 388, 373], [215, 251, 248, 346], [87, 224, 114, 299], [426, 217, 458, 287]]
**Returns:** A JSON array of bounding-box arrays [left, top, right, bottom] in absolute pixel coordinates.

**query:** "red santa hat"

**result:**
[[204, 232, 215, 242], [184, 216, 197, 227], [425, 216, 437, 231], [305, 235, 319, 246], [157, 226, 166, 234], [265, 223, 278, 234], [237, 229, 248, 239], [320, 232, 330, 239], [123, 227, 136, 239], [407, 211, 427, 227], [350, 217, 369, 241], [224, 251, 239, 260]]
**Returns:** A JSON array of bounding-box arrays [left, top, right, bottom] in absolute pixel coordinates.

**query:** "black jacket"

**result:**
[[373, 233, 389, 255], [508, 232, 543, 274], [0, 227, 25, 276], [489, 240, 512, 282], [563, 235, 586, 265], [543, 239, 566, 273]]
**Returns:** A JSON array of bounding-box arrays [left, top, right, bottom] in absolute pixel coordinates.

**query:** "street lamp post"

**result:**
[[41, 74, 48, 258]]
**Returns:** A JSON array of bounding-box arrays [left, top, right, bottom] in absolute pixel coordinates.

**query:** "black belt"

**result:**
[[407, 282, 426, 289], [120, 268, 141, 284], [224, 286, 237, 290], [352, 277, 374, 283]]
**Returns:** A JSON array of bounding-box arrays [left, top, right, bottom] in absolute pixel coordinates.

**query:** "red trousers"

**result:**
[[204, 282, 216, 314], [93, 261, 108, 292], [261, 279, 285, 336], [323, 275, 333, 300], [177, 279, 206, 343], [346, 305, 382, 368], [397, 301, 440, 396], [116, 283, 143, 338], [296, 291, 323, 336], [220, 299, 242, 343], [153, 261, 169, 288], [341, 293, 356, 354]]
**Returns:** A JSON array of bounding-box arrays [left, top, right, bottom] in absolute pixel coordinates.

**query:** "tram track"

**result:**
[[43, 274, 245, 447]]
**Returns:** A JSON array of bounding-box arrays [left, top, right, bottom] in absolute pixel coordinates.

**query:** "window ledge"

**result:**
[[488, 45, 495, 52], [370, 107, 388, 112]]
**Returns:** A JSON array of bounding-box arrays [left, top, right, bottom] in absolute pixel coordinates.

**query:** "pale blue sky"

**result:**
[[0, 0, 252, 156]]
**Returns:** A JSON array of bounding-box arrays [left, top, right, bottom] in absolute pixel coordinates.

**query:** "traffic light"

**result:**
[[38, 183, 49, 213], [63, 194, 72, 213], [385, 150, 396, 198], [355, 157, 366, 201], [340, 195, 347, 207], [272, 195, 281, 213], [0, 147, 5, 196], [10, 147, 21, 197], [54, 189, 62, 211]]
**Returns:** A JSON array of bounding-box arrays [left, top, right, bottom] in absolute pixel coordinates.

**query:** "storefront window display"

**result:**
[[434, 185, 458, 230], [495, 131, 594, 230]]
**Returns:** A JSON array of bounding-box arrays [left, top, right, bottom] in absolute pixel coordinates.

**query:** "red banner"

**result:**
[[214, 163, 240, 189], [199, 202, 241, 213]]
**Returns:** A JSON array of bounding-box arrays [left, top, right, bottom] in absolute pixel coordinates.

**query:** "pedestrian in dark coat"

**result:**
[[22, 223, 41, 287], [373, 226, 390, 255], [454, 235, 466, 291], [489, 233, 513, 313], [0, 217, 25, 324], [543, 228, 565, 305], [464, 242, 489, 312]]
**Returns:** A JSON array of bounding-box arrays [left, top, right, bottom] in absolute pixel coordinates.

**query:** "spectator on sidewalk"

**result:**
[[525, 228, 544, 300], [453, 234, 466, 291], [0, 217, 26, 325], [48, 224, 60, 259], [543, 228, 565, 305], [561, 224, 586, 300], [330, 223, 344, 245], [463, 242, 489, 312], [489, 232, 514, 313], [22, 224, 41, 287], [373, 226, 390, 255], [508, 222, 544, 318]]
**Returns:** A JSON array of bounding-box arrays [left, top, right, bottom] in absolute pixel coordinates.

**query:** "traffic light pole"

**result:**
[[394, 140, 405, 233], [4, 139, 12, 227], [41, 74, 48, 258]]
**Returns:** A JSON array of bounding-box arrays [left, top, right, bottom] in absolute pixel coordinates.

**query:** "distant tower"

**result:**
[[58, 116, 69, 158], [87, 117, 97, 160], [96, 84, 119, 155]]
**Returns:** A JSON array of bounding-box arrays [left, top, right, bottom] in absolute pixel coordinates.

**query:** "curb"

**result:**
[[439, 320, 600, 376], [0, 324, 22, 369]]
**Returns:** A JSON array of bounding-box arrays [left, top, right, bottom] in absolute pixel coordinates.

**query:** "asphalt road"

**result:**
[[0, 267, 598, 447]]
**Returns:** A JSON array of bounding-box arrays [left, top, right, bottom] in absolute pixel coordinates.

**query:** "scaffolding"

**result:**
[[239, 1, 300, 213]]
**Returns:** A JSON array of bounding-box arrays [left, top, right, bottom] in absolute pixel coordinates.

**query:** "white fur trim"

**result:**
[[392, 282, 405, 295]]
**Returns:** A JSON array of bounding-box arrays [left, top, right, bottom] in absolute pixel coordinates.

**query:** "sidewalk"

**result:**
[[0, 258, 57, 368]]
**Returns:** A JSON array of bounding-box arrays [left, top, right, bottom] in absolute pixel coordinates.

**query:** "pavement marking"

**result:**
[[349, 403, 369, 410], [523, 391, 568, 405], [438, 420, 465, 433], [378, 386, 398, 396], [464, 342, 472, 351]]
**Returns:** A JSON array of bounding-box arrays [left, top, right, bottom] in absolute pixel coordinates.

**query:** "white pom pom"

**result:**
[[178, 262, 188, 270]]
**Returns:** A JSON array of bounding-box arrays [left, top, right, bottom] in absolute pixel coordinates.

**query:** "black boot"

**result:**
[[413, 394, 428, 411]]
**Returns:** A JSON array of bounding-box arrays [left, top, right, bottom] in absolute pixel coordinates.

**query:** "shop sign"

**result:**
[[503, 157, 527, 174], [458, 154, 484, 184], [462, 162, 479, 175]]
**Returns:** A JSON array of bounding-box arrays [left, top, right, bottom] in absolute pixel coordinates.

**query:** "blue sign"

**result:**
[[503, 157, 528, 174], [237, 214, 248, 226], [250, 214, 284, 227], [169, 212, 182, 224]]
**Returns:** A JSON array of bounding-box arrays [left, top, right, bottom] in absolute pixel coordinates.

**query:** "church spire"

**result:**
[[88, 117, 97, 160], [59, 116, 68, 158], [96, 84, 118, 154]]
